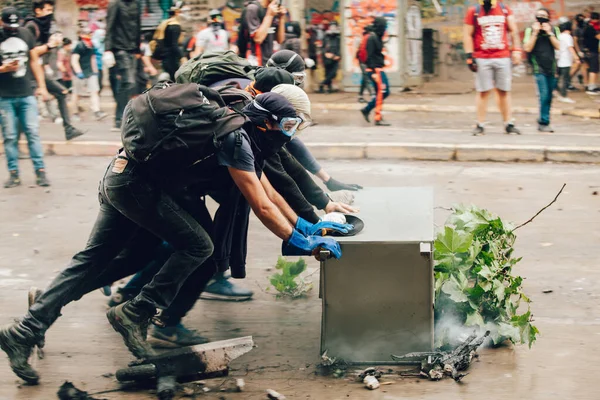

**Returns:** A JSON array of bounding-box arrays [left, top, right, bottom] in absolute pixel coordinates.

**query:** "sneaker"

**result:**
[[586, 87, 600, 96], [201, 273, 253, 301], [149, 323, 209, 348], [53, 117, 63, 125], [472, 124, 485, 136], [0, 325, 38, 384], [375, 119, 391, 126], [538, 124, 554, 133], [4, 171, 21, 188], [558, 96, 576, 104], [35, 170, 50, 187], [360, 107, 371, 123], [94, 111, 108, 121], [567, 85, 578, 91], [65, 126, 85, 141], [505, 123, 521, 135], [106, 300, 156, 359], [107, 287, 137, 308]]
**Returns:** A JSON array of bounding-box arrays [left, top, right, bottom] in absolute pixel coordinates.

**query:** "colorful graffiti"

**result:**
[[306, 0, 340, 25], [343, 0, 398, 74]]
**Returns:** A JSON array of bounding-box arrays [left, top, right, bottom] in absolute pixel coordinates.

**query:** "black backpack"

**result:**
[[236, 0, 265, 58], [122, 82, 247, 171], [175, 50, 256, 86], [215, 85, 254, 112]]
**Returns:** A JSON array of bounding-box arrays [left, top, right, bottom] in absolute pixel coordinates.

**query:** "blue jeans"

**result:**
[[365, 70, 390, 121], [286, 138, 322, 175], [534, 74, 557, 126], [0, 96, 45, 173]]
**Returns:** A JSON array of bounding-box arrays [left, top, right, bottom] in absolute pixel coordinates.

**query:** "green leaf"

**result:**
[[493, 279, 507, 301], [441, 278, 469, 303], [477, 265, 495, 281], [465, 311, 485, 328], [435, 227, 473, 255], [288, 259, 306, 276], [478, 280, 492, 292]]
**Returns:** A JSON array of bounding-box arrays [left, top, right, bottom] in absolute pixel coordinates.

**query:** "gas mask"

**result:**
[[480, 0, 495, 13]]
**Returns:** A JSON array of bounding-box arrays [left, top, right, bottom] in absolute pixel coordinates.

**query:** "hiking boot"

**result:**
[[0, 325, 39, 384], [538, 124, 554, 133], [94, 111, 108, 121], [106, 299, 156, 359], [35, 170, 50, 187], [472, 124, 485, 136], [149, 323, 209, 348], [107, 287, 137, 308], [360, 107, 371, 123], [505, 123, 521, 135], [65, 125, 85, 141], [28, 287, 46, 360], [201, 272, 253, 301], [4, 171, 21, 188], [375, 119, 391, 126]]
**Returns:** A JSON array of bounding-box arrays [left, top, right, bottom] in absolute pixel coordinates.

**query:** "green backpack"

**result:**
[[175, 50, 257, 86]]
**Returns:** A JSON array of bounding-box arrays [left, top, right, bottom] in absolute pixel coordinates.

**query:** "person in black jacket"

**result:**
[[105, 0, 141, 131], [360, 17, 391, 126], [319, 22, 341, 93]]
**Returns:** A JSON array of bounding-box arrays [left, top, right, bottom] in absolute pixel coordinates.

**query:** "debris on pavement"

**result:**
[[357, 367, 382, 381], [266, 388, 286, 399], [543, 289, 554, 294], [236, 378, 245, 392], [363, 375, 380, 390], [316, 350, 349, 377], [57, 382, 106, 400], [391, 331, 490, 382]]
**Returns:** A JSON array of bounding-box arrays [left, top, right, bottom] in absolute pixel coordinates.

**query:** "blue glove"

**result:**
[[282, 230, 342, 259], [295, 216, 353, 237], [76, 72, 85, 79]]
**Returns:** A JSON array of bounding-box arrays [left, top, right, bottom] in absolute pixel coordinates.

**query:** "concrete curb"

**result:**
[[100, 101, 599, 119], [7, 140, 600, 164]]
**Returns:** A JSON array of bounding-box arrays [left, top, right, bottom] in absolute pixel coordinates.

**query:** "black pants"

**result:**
[[321, 60, 339, 88], [17, 157, 214, 343], [114, 50, 137, 124], [359, 63, 373, 97], [46, 78, 71, 131], [557, 67, 571, 98], [162, 54, 181, 82]]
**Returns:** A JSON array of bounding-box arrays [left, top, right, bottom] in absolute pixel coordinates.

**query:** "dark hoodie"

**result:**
[[366, 17, 387, 70], [105, 0, 141, 53]]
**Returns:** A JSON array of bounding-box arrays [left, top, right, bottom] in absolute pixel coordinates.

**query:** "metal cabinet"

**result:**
[[320, 187, 434, 363]]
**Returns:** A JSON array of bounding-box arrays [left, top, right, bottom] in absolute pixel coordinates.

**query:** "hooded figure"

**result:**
[[319, 22, 342, 93], [283, 21, 302, 55]]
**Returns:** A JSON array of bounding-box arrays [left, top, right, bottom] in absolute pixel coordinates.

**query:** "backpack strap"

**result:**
[[233, 130, 243, 160], [473, 4, 480, 25]]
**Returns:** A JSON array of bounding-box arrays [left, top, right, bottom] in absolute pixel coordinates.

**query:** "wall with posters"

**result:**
[[342, 0, 401, 87]]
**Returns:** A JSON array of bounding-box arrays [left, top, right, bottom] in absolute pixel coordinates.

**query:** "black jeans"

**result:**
[[18, 157, 214, 343], [162, 54, 181, 82], [46, 78, 71, 130], [114, 51, 137, 124], [557, 66, 571, 98], [359, 63, 373, 97], [321, 60, 339, 87]]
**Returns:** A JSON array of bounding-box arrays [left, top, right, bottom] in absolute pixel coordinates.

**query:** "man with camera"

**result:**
[[523, 8, 561, 132], [239, 0, 287, 66]]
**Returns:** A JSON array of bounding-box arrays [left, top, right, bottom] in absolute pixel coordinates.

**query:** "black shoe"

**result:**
[[149, 323, 209, 348], [505, 123, 521, 135], [0, 325, 39, 384], [28, 288, 46, 360], [107, 299, 156, 359], [108, 287, 137, 308], [358, 97, 367, 103], [4, 171, 21, 188], [538, 124, 554, 133], [65, 126, 85, 141], [360, 107, 371, 123], [472, 124, 485, 136], [35, 170, 50, 187], [375, 119, 391, 126]]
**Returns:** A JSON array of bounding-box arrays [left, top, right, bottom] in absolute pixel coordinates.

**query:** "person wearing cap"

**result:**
[[71, 28, 107, 121], [0, 89, 346, 384], [193, 9, 229, 56], [266, 50, 364, 192], [0, 6, 51, 188], [105, 0, 142, 131], [24, 0, 85, 140]]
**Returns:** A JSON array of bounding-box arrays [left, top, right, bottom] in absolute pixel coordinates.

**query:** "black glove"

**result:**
[[466, 53, 478, 73], [325, 177, 363, 192]]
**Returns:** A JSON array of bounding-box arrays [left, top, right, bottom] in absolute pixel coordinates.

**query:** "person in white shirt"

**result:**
[[557, 20, 580, 103], [193, 9, 229, 57]]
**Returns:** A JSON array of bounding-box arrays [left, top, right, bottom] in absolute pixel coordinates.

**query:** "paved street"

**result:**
[[0, 157, 598, 399]]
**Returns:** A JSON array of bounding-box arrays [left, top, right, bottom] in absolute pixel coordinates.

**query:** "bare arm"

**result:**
[[228, 168, 294, 240], [549, 34, 560, 50], [276, 9, 287, 44], [523, 26, 539, 53], [569, 45, 581, 64], [250, 2, 277, 44], [260, 173, 298, 226], [29, 48, 48, 95], [91, 53, 98, 74], [463, 24, 475, 54], [71, 52, 82, 74], [508, 15, 521, 50]]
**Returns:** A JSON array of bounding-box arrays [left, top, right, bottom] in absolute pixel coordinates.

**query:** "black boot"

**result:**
[[65, 125, 85, 141], [107, 298, 156, 359], [4, 171, 21, 188], [0, 325, 39, 384], [35, 169, 50, 187], [375, 119, 391, 126], [360, 107, 371, 123]]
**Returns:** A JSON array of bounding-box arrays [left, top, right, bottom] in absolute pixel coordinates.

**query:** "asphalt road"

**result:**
[[0, 158, 599, 399]]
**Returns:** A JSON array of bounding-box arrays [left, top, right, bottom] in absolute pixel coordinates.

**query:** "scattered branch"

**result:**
[[513, 183, 566, 231]]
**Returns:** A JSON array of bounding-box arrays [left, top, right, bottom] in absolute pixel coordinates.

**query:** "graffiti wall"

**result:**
[[306, 0, 340, 25], [343, 0, 399, 80]]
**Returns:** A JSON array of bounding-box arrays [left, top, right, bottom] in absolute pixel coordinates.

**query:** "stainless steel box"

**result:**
[[320, 187, 434, 363]]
